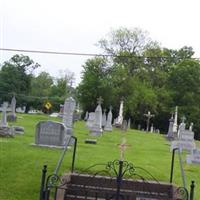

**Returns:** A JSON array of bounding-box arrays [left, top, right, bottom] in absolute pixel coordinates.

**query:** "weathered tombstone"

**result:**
[[102, 109, 107, 128], [0, 102, 8, 127], [150, 124, 154, 133], [167, 115, 174, 138], [0, 102, 15, 137], [90, 97, 103, 136], [62, 97, 76, 129], [172, 106, 178, 136], [177, 116, 186, 138], [189, 122, 194, 131], [144, 111, 154, 132], [35, 121, 70, 147], [104, 106, 113, 132], [84, 111, 89, 121], [171, 130, 196, 152], [186, 148, 200, 164], [137, 124, 141, 130], [7, 96, 17, 122], [115, 100, 124, 127], [127, 118, 131, 129], [86, 112, 95, 129]]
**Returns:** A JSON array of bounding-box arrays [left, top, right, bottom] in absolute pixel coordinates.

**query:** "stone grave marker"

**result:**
[[84, 111, 89, 121], [0, 102, 8, 127], [186, 148, 200, 164], [7, 96, 17, 122], [104, 106, 113, 132], [90, 97, 103, 136], [167, 115, 174, 138], [102, 109, 107, 128], [35, 121, 70, 147], [86, 112, 95, 129], [144, 111, 154, 132], [171, 130, 196, 151], [115, 100, 124, 127]]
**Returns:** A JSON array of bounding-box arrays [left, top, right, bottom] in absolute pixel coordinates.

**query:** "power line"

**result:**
[[0, 48, 112, 57], [1, 47, 200, 59]]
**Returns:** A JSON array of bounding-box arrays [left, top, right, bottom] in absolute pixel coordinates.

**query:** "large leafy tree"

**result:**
[[0, 54, 40, 104]]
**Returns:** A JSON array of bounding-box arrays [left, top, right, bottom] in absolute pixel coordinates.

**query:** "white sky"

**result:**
[[1, 0, 200, 85]]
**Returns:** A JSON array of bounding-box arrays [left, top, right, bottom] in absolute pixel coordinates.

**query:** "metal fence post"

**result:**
[[190, 180, 195, 200], [40, 165, 47, 200]]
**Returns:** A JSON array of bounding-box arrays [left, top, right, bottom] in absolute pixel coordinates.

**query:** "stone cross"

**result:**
[[97, 96, 103, 105], [118, 138, 131, 161], [144, 111, 154, 132]]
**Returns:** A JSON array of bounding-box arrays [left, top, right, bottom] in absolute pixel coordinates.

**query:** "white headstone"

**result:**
[[115, 100, 124, 127], [172, 106, 178, 134]]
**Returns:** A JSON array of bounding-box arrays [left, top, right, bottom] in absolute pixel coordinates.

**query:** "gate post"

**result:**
[[40, 165, 47, 200], [116, 160, 123, 200], [190, 180, 195, 200]]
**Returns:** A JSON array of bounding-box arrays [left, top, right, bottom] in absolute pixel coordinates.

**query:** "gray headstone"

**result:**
[[104, 107, 113, 132], [84, 111, 89, 121], [167, 116, 174, 138], [1, 102, 8, 127], [35, 121, 70, 147], [102, 109, 107, 128], [86, 112, 95, 129], [187, 148, 200, 164], [62, 97, 76, 128], [90, 103, 103, 136]]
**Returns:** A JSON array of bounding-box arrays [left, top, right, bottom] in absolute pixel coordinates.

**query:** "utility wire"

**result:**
[[1, 47, 199, 59]]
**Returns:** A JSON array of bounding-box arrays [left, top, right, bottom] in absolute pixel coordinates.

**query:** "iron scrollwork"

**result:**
[[174, 187, 189, 200]]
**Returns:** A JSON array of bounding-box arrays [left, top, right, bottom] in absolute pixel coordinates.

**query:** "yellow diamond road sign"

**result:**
[[45, 102, 52, 110]]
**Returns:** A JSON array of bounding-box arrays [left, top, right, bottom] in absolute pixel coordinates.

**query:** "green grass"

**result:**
[[0, 113, 200, 199]]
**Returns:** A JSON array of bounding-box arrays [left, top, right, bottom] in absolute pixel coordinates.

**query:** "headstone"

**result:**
[[171, 130, 196, 152], [150, 124, 154, 133], [186, 148, 200, 164], [127, 118, 131, 129], [144, 111, 154, 132], [84, 111, 89, 121], [137, 124, 141, 130], [7, 96, 17, 121], [172, 106, 178, 135], [167, 115, 174, 138], [86, 112, 95, 129], [35, 121, 70, 147], [90, 97, 103, 136], [102, 109, 107, 128], [177, 116, 186, 138], [62, 97, 76, 128], [189, 122, 194, 131], [0, 102, 8, 127], [104, 107, 113, 131], [115, 100, 124, 127]]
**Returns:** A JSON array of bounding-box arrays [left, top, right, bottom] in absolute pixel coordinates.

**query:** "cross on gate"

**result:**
[[117, 138, 131, 161]]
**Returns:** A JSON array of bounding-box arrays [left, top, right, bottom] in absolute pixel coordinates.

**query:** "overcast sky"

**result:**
[[1, 0, 200, 85]]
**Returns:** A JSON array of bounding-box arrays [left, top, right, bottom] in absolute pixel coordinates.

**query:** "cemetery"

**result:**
[[1, 27, 200, 200], [0, 107, 200, 199]]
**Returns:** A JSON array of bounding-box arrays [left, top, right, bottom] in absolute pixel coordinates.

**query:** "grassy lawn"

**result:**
[[0, 113, 199, 199]]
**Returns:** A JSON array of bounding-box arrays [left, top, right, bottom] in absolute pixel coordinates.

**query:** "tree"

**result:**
[[77, 57, 113, 112], [0, 54, 40, 105], [31, 72, 53, 97], [168, 59, 200, 139]]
